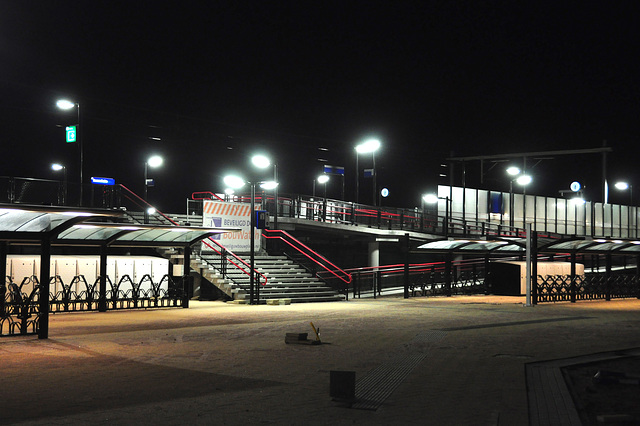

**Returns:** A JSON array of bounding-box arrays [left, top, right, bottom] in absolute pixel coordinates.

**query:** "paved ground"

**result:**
[[1, 295, 639, 425]]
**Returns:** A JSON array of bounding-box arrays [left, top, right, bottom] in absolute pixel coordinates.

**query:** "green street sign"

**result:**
[[66, 125, 77, 143]]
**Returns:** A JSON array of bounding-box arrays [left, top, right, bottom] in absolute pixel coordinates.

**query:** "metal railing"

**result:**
[[262, 228, 352, 285]]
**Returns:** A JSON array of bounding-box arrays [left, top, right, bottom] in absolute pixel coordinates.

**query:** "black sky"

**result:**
[[1, 1, 639, 212]]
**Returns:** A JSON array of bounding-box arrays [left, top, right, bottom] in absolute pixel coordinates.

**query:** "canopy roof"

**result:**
[[0, 204, 240, 247], [417, 236, 640, 255]]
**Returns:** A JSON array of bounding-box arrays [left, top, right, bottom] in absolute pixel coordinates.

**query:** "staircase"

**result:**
[[124, 212, 346, 304], [195, 252, 345, 303]]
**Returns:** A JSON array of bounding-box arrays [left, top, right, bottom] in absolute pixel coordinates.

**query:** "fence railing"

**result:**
[[1, 273, 189, 337], [536, 274, 640, 303]]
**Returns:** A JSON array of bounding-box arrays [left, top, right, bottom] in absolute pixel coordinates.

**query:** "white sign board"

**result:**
[[202, 200, 261, 253]]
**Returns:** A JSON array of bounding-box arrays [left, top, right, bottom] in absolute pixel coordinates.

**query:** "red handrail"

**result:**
[[120, 184, 266, 285], [192, 191, 224, 201], [119, 184, 179, 225], [263, 229, 351, 284], [202, 238, 268, 286]]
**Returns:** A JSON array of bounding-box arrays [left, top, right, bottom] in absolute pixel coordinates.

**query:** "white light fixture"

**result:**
[[147, 207, 156, 215], [56, 99, 76, 110], [317, 175, 330, 184], [223, 175, 245, 189], [251, 154, 271, 169], [355, 138, 381, 154], [615, 181, 629, 190], [147, 155, 163, 168], [51, 163, 64, 171], [422, 194, 439, 204], [259, 181, 278, 190], [506, 166, 521, 176], [516, 175, 532, 186]]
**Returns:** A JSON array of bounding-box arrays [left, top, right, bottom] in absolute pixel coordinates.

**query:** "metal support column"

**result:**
[[605, 253, 612, 301], [183, 244, 191, 308], [0, 242, 6, 317], [570, 252, 577, 303], [445, 253, 452, 296], [403, 233, 410, 299], [98, 244, 108, 312], [38, 237, 51, 339]]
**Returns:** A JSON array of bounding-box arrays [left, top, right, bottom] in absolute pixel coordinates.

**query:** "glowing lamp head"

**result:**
[[147, 155, 163, 168], [251, 154, 271, 169], [56, 99, 76, 110]]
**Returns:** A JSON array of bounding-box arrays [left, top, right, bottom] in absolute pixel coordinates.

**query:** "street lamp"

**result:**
[[144, 155, 163, 223], [56, 99, 81, 205], [313, 174, 330, 221], [251, 154, 279, 229], [423, 193, 450, 237], [313, 174, 330, 197], [51, 163, 67, 205], [355, 138, 381, 205], [506, 167, 532, 228], [224, 154, 279, 305]]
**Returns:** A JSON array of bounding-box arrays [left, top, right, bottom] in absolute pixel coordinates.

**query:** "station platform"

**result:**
[[1, 295, 639, 425]]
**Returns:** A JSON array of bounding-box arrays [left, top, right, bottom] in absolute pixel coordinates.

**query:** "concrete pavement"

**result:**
[[1, 295, 639, 425]]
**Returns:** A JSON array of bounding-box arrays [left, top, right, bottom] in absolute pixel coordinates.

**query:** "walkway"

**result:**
[[1, 296, 639, 425]]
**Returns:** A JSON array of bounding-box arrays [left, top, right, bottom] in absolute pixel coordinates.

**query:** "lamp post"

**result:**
[[423, 193, 450, 237], [313, 174, 330, 221], [51, 163, 67, 205], [144, 155, 163, 223], [56, 99, 81, 205], [355, 138, 381, 205], [225, 154, 277, 305], [506, 167, 532, 229]]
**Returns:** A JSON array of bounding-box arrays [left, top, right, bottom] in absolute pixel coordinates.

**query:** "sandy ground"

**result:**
[[1, 295, 639, 425]]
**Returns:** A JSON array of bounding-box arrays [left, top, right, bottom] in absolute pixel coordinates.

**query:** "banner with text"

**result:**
[[202, 200, 261, 252]]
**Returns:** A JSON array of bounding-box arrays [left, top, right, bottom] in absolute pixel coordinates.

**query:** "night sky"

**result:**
[[1, 1, 639, 212]]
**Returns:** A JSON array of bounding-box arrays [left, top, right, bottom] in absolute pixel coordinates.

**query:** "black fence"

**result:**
[[1, 274, 190, 338], [536, 274, 640, 303]]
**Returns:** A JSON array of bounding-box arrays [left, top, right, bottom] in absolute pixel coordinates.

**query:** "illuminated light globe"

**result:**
[[56, 99, 76, 110], [516, 175, 532, 186], [251, 154, 271, 169], [615, 182, 629, 191], [422, 194, 439, 204], [259, 181, 278, 190], [355, 138, 381, 154], [223, 175, 245, 189], [506, 166, 521, 176], [317, 175, 329, 184], [147, 155, 163, 168]]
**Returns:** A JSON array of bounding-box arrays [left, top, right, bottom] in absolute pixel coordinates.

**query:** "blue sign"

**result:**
[[323, 165, 345, 175], [91, 177, 115, 185], [363, 168, 374, 178]]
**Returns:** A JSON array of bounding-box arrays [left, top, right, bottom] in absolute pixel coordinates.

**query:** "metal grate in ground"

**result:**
[[349, 330, 447, 410], [352, 352, 428, 410]]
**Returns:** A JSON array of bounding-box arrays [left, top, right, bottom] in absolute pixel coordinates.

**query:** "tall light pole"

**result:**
[[506, 167, 532, 229], [51, 163, 67, 206], [250, 154, 277, 304], [423, 193, 450, 237], [144, 155, 163, 223], [355, 138, 381, 205], [56, 99, 81, 205], [313, 174, 330, 221]]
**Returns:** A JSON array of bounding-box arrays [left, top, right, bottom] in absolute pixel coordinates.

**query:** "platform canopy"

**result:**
[[417, 236, 640, 256], [0, 204, 240, 246]]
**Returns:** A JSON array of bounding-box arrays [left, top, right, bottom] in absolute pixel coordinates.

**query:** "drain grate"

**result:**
[[351, 352, 427, 410], [411, 330, 448, 344]]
